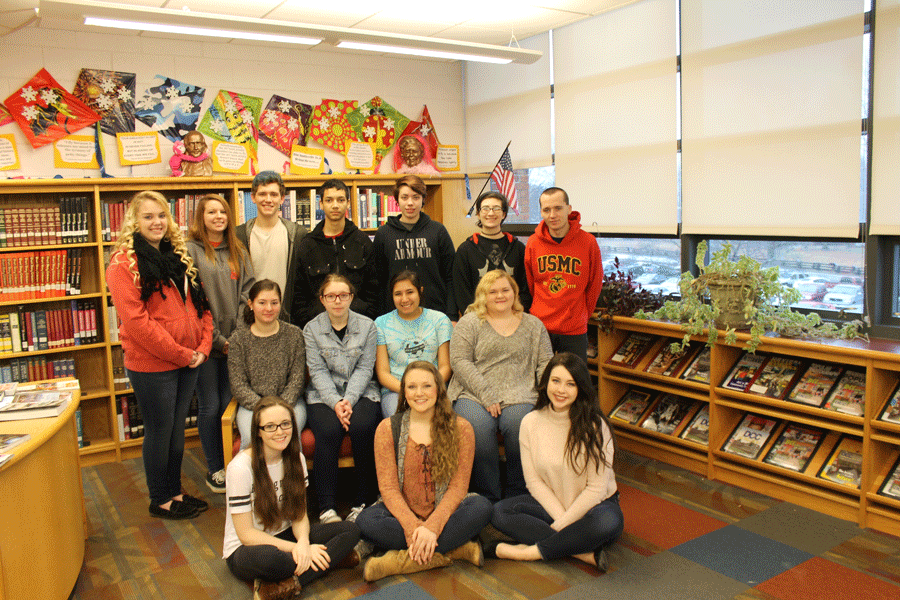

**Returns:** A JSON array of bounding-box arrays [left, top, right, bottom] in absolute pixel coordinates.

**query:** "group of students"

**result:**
[[105, 171, 620, 600]]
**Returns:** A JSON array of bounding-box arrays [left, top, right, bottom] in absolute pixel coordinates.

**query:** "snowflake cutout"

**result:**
[[363, 125, 376, 140], [358, 106, 371, 117], [40, 88, 59, 105], [212, 118, 227, 135], [117, 87, 132, 102], [277, 100, 291, 113], [22, 105, 39, 121], [165, 86, 180, 100], [263, 110, 278, 125], [181, 100, 195, 113], [224, 99, 237, 113], [97, 94, 114, 110], [137, 95, 156, 111], [328, 105, 341, 118], [319, 117, 330, 131], [287, 117, 298, 131], [383, 117, 395, 131], [20, 86, 37, 102], [99, 78, 117, 93], [418, 123, 432, 137], [239, 109, 253, 126]]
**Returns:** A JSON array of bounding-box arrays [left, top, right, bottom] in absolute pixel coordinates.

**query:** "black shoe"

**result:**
[[483, 539, 502, 559], [149, 500, 199, 520], [594, 548, 609, 573], [180, 494, 209, 512]]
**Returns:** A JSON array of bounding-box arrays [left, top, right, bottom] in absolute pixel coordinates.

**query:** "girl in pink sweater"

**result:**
[[489, 352, 624, 572]]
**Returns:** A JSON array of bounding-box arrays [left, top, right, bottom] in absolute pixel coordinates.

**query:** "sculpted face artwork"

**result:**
[[184, 131, 207, 157], [399, 136, 425, 168]]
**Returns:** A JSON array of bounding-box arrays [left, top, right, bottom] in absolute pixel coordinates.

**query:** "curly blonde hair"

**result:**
[[466, 269, 523, 319], [113, 190, 199, 288]]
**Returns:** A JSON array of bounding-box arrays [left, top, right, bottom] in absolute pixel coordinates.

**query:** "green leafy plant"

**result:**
[[595, 257, 665, 333], [635, 241, 865, 352]]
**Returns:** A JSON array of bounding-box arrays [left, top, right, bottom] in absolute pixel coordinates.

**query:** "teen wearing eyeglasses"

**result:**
[[303, 274, 381, 527], [451, 191, 531, 319]]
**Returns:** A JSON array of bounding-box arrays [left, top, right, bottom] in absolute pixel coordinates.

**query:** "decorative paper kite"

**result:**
[[198, 90, 262, 169], [400, 105, 440, 160], [135, 75, 205, 143], [73, 68, 136, 136], [259, 95, 313, 156], [347, 96, 410, 167], [308, 99, 359, 153], [0, 104, 12, 127], [4, 68, 100, 149]]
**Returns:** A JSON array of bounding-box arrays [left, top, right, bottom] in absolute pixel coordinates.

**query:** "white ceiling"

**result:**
[[2, 1, 636, 47]]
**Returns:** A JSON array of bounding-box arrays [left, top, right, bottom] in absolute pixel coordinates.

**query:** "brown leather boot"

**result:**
[[253, 576, 302, 600], [363, 549, 452, 582], [447, 541, 483, 567]]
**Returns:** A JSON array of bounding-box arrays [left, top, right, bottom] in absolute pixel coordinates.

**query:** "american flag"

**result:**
[[490, 147, 519, 215]]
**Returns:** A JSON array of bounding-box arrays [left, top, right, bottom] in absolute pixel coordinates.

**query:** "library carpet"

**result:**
[[73, 448, 900, 600]]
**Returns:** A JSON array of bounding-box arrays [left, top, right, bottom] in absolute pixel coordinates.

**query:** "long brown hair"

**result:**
[[396, 361, 459, 485], [535, 353, 614, 475], [250, 396, 306, 531], [187, 194, 248, 276]]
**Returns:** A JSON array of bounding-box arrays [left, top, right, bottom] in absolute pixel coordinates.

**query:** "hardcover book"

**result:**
[[748, 356, 804, 399], [723, 353, 770, 392], [610, 389, 655, 425], [680, 404, 710, 445], [644, 340, 699, 378], [721, 413, 779, 460], [878, 382, 900, 424], [878, 454, 900, 500], [640, 393, 698, 435], [762, 423, 825, 472], [823, 368, 866, 417], [817, 435, 863, 488], [607, 332, 656, 368], [786, 362, 843, 408], [680, 346, 712, 384]]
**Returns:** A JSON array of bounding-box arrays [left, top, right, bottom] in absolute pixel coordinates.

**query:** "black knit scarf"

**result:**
[[132, 233, 209, 318]]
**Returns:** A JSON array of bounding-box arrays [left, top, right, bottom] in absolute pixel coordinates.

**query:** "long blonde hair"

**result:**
[[466, 269, 523, 319], [113, 190, 199, 287], [187, 193, 248, 276]]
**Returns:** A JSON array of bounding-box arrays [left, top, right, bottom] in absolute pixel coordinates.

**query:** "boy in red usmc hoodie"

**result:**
[[525, 187, 602, 365]]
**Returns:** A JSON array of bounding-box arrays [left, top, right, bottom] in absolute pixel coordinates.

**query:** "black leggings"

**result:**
[[226, 521, 360, 584]]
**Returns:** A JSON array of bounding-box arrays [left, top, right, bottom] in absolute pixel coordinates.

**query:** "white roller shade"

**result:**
[[553, 0, 678, 235], [465, 33, 552, 172], [871, 0, 900, 235], [681, 0, 864, 238]]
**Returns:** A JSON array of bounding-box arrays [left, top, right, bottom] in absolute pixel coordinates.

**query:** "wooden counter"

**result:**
[[0, 391, 85, 600]]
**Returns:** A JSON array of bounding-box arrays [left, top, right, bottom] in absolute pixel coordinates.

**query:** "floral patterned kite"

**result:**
[[135, 75, 205, 143], [73, 68, 136, 136], [259, 95, 313, 156], [308, 99, 359, 153], [198, 89, 262, 170], [347, 96, 410, 167], [4, 68, 100, 148]]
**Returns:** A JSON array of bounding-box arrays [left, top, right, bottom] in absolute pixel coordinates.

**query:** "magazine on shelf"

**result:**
[[640, 393, 698, 435], [823, 368, 866, 417], [610, 389, 655, 425], [878, 382, 900, 424], [0, 391, 73, 421], [817, 435, 863, 488], [877, 454, 900, 500], [680, 404, 710, 445], [680, 347, 712, 384], [0, 433, 31, 453], [748, 356, 804, 399], [607, 333, 656, 368], [762, 423, 825, 472], [722, 353, 769, 392], [721, 413, 779, 460], [786, 362, 844, 408], [644, 340, 700, 378]]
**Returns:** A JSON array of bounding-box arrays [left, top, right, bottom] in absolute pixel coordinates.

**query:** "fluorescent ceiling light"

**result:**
[[337, 41, 512, 64], [83, 17, 321, 45]]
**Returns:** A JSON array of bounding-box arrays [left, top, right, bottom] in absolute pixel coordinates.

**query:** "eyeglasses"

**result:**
[[259, 420, 293, 432], [322, 293, 352, 303], [480, 206, 504, 214]]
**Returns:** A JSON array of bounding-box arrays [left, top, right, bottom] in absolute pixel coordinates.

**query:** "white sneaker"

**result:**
[[206, 469, 226, 494], [354, 538, 375, 560], [346, 504, 365, 523], [319, 508, 341, 524]]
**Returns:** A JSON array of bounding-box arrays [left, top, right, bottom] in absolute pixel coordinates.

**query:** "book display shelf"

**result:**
[[0, 175, 463, 466], [593, 316, 900, 537]]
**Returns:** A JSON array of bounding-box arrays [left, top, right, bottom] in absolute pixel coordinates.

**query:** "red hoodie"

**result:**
[[525, 211, 602, 336]]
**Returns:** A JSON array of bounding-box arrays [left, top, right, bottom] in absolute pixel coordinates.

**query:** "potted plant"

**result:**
[[637, 241, 865, 352], [595, 257, 665, 333]]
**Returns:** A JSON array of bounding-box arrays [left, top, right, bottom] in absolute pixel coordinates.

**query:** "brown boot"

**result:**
[[447, 541, 483, 567], [253, 576, 302, 600], [334, 549, 361, 570], [363, 549, 452, 582]]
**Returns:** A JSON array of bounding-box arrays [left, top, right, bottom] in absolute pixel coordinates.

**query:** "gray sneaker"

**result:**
[[346, 504, 365, 523]]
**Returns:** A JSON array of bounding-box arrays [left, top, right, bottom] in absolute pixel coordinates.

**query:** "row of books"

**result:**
[[0, 197, 91, 248], [0, 248, 83, 301], [608, 333, 712, 384], [237, 189, 322, 231], [111, 346, 128, 391], [0, 356, 76, 384], [100, 201, 126, 243], [357, 189, 400, 229], [610, 387, 710, 445], [116, 392, 199, 441], [0, 300, 100, 354]]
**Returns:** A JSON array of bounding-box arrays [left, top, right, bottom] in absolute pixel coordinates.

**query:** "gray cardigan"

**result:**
[[447, 312, 553, 408]]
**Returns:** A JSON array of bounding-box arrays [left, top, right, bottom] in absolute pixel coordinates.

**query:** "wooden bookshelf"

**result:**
[[593, 315, 900, 537], [0, 175, 464, 466]]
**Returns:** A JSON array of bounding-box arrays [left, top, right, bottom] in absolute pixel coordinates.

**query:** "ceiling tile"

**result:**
[[173, 0, 284, 19]]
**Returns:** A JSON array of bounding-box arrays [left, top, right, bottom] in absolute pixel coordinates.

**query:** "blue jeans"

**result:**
[[196, 355, 230, 473], [454, 398, 532, 502], [356, 495, 492, 554], [126, 366, 200, 506], [237, 402, 307, 451], [492, 492, 624, 560]]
